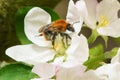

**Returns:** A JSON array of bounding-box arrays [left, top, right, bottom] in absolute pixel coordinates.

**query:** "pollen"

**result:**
[[53, 34, 67, 55], [97, 15, 109, 27], [54, 43, 59, 50]]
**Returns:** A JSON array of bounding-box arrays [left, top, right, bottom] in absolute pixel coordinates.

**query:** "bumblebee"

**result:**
[[39, 19, 75, 45]]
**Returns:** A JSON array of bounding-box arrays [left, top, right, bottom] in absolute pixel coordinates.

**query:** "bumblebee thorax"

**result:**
[[52, 19, 68, 31]]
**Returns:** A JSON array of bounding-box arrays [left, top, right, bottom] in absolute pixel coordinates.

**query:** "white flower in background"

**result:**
[[5, 7, 89, 65], [66, 0, 87, 34], [93, 48, 120, 80], [84, 0, 120, 37], [111, 48, 120, 63], [31, 62, 100, 80], [95, 62, 120, 80]]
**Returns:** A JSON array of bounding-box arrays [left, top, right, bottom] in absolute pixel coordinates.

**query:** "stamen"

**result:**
[[97, 15, 109, 27], [53, 34, 66, 55]]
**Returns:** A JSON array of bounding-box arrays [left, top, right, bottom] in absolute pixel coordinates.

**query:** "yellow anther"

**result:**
[[97, 15, 109, 27]]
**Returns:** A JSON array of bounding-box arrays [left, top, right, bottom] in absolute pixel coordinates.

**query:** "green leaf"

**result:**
[[88, 30, 99, 44], [14, 6, 33, 44], [84, 44, 105, 70], [0, 63, 38, 80], [84, 45, 119, 70], [89, 44, 104, 57], [104, 47, 119, 60], [15, 6, 60, 44], [84, 56, 105, 70], [43, 7, 60, 21]]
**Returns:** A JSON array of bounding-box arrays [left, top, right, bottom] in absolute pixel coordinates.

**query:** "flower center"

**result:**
[[53, 34, 69, 56], [97, 15, 109, 27], [47, 33, 71, 63]]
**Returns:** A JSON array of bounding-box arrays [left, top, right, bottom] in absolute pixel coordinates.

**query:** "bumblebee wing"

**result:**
[[38, 24, 52, 32], [38, 26, 45, 32]]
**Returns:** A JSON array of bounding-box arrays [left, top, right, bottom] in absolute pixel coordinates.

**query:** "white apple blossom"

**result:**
[[84, 0, 120, 37], [5, 6, 89, 65], [31, 61, 100, 80], [95, 62, 120, 80], [111, 48, 120, 63]]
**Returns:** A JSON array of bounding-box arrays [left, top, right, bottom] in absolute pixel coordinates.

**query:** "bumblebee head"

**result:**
[[66, 24, 75, 32]]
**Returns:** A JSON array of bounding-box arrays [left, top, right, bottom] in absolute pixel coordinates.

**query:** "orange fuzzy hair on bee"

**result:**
[[52, 19, 68, 31]]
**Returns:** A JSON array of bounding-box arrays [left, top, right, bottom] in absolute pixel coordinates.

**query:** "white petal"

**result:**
[[31, 78, 44, 80], [53, 56, 64, 64], [31, 78, 41, 80], [97, 19, 120, 37], [66, 34, 89, 64], [75, 0, 88, 19], [84, 0, 98, 29], [80, 70, 100, 80], [66, 0, 85, 24], [97, 0, 120, 22], [32, 63, 56, 78], [31, 78, 40, 80], [54, 59, 84, 68], [60, 60, 86, 68], [95, 63, 120, 80], [66, 0, 80, 23], [73, 22, 83, 34], [95, 64, 111, 80], [6, 44, 55, 65], [111, 48, 120, 63], [56, 65, 86, 80], [109, 63, 120, 80], [24, 7, 52, 47]]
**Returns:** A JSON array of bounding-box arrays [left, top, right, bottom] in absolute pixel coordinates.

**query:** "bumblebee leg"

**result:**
[[60, 33, 71, 46], [52, 33, 57, 45], [63, 33, 71, 39], [65, 33, 71, 46], [60, 33, 70, 39]]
